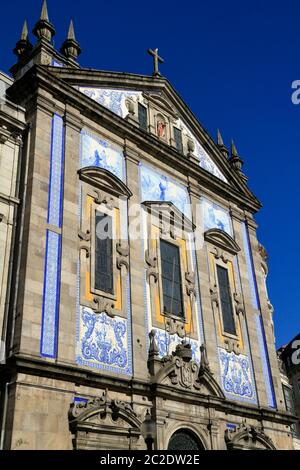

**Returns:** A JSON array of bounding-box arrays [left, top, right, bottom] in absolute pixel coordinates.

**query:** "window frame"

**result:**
[[90, 200, 117, 302], [282, 384, 295, 414], [158, 236, 186, 321], [138, 102, 148, 131], [173, 126, 183, 154], [214, 259, 238, 339]]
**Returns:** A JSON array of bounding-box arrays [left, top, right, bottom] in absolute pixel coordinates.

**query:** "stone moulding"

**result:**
[[204, 228, 241, 256], [224, 420, 276, 450]]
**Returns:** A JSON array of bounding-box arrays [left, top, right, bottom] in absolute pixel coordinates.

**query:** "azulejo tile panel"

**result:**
[[41, 114, 65, 358], [41, 230, 61, 358], [48, 114, 64, 228], [202, 198, 232, 235], [154, 328, 201, 364], [79, 87, 142, 118], [241, 221, 260, 310], [81, 131, 125, 181], [218, 348, 257, 404], [77, 307, 132, 376], [139, 163, 191, 219]]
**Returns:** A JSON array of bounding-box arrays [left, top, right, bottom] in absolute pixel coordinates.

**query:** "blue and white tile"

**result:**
[[140, 163, 191, 219], [153, 328, 201, 364], [77, 307, 130, 374], [202, 198, 232, 235], [79, 87, 142, 118], [218, 348, 256, 403], [81, 131, 125, 181]]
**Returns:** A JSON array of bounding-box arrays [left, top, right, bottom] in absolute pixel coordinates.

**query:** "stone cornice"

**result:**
[[1, 354, 296, 427], [8, 65, 262, 213]]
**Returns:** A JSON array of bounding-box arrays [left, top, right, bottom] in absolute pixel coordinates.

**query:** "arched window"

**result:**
[[167, 429, 204, 450]]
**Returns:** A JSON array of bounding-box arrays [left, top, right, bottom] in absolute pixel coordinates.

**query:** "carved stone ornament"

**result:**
[[185, 271, 196, 297], [212, 247, 228, 263], [165, 317, 186, 338], [233, 292, 245, 316], [94, 189, 115, 210], [225, 420, 276, 450], [78, 229, 91, 258], [210, 283, 219, 306], [0, 214, 4, 224], [148, 334, 225, 399], [116, 242, 129, 274], [69, 390, 142, 450], [92, 296, 115, 317], [160, 220, 175, 239], [224, 338, 241, 355], [145, 249, 158, 283]]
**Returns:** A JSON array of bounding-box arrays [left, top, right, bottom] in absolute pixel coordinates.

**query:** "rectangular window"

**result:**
[[173, 127, 183, 153], [138, 103, 148, 131], [283, 385, 295, 414], [217, 265, 236, 335], [95, 211, 113, 294], [160, 240, 184, 318]]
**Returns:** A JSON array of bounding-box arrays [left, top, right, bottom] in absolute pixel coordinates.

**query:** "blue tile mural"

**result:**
[[41, 114, 65, 358], [79, 87, 142, 118], [48, 114, 64, 228], [81, 131, 125, 181], [41, 230, 61, 358], [139, 163, 191, 219], [202, 198, 232, 235], [77, 307, 132, 375], [218, 348, 257, 404]]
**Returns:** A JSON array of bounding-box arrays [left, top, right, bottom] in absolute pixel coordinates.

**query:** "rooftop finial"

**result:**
[[231, 139, 239, 158], [33, 0, 55, 42], [21, 20, 29, 41], [13, 20, 33, 60], [60, 20, 81, 61], [217, 129, 229, 158], [229, 139, 247, 182], [68, 20, 76, 41], [41, 0, 49, 21]]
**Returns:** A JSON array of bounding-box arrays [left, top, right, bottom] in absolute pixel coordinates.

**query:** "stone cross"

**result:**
[[147, 48, 164, 77]]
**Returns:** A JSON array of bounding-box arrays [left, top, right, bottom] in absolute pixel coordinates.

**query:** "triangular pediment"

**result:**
[[40, 66, 261, 208]]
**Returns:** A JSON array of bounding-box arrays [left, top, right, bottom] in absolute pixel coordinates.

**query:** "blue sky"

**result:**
[[1, 0, 299, 347]]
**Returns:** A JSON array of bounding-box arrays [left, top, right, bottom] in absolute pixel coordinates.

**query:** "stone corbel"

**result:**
[[165, 317, 185, 338], [145, 249, 158, 284], [78, 229, 91, 258], [92, 296, 115, 318], [94, 189, 115, 210], [224, 338, 241, 355], [234, 292, 245, 316], [185, 271, 196, 297], [116, 241, 129, 274], [212, 247, 228, 263]]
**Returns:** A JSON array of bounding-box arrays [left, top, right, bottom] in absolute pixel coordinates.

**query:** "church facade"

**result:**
[[0, 1, 296, 450]]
